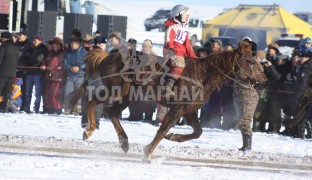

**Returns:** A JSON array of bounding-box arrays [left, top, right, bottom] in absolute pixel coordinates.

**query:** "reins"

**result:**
[[208, 52, 254, 89]]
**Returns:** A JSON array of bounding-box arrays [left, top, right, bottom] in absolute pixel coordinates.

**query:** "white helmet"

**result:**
[[171, 4, 189, 18]]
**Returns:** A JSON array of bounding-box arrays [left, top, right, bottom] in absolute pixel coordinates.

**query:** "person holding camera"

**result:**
[[264, 43, 292, 133]]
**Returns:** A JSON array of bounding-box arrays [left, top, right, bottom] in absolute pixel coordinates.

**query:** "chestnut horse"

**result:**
[[68, 41, 267, 161]]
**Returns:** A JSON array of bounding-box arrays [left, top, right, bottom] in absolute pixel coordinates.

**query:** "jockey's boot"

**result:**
[[239, 134, 252, 151], [162, 78, 176, 99], [306, 121, 312, 139]]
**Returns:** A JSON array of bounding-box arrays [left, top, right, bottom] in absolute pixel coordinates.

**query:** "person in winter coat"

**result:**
[[22, 35, 48, 113], [299, 37, 312, 55], [41, 37, 66, 114], [63, 37, 86, 114], [81, 36, 108, 129], [0, 32, 20, 113], [291, 51, 312, 138], [162, 4, 197, 98], [265, 43, 292, 133], [107, 31, 126, 53], [15, 30, 31, 111], [233, 44, 266, 151], [0, 78, 23, 113]]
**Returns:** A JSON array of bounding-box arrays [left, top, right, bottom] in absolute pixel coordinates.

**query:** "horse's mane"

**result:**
[[84, 48, 109, 74], [185, 49, 241, 78]]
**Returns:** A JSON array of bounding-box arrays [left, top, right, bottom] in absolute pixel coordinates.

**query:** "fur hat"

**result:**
[[52, 37, 64, 47], [256, 50, 266, 60], [108, 31, 122, 40], [268, 42, 280, 53]]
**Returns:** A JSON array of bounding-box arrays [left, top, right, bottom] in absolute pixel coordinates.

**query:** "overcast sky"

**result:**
[[95, 0, 311, 13]]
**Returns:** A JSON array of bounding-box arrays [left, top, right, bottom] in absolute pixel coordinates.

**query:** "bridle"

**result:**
[[236, 54, 267, 88]]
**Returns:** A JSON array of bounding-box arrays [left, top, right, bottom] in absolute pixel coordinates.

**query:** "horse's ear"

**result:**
[[237, 41, 252, 55]]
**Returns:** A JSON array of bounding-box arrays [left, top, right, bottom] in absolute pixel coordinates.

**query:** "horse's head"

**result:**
[[235, 41, 268, 87]]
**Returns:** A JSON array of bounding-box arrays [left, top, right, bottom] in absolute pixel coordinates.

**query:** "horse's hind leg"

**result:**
[[143, 108, 183, 161], [83, 100, 97, 140], [107, 98, 131, 153], [164, 111, 203, 142]]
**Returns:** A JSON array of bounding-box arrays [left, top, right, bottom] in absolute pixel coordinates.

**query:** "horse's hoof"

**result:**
[[143, 145, 152, 161], [121, 142, 129, 153], [164, 133, 175, 140], [82, 130, 90, 140], [82, 131, 89, 140]]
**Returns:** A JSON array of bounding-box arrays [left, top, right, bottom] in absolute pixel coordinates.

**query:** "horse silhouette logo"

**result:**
[[120, 48, 170, 85]]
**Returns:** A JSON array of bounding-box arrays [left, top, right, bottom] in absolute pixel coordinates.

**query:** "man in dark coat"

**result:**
[[0, 32, 20, 112], [265, 43, 292, 133], [81, 36, 108, 129], [16, 30, 31, 111], [22, 35, 48, 113]]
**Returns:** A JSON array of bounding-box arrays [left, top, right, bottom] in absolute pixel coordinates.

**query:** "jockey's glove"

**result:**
[[168, 48, 175, 57]]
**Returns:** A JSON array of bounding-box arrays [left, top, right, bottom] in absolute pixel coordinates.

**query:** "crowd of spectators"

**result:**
[[0, 29, 311, 139]]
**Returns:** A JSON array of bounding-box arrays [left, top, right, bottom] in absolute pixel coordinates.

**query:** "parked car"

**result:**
[[267, 33, 305, 57], [144, 9, 171, 32], [188, 18, 209, 45]]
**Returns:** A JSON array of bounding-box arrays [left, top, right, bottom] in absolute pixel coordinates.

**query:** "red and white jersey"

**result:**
[[163, 18, 197, 58]]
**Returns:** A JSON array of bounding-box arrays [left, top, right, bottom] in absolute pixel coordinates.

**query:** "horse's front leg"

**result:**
[[83, 100, 97, 140], [143, 108, 182, 161], [107, 97, 131, 153], [164, 111, 202, 142]]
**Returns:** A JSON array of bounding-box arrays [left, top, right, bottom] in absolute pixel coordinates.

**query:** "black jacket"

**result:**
[[264, 60, 292, 91], [16, 39, 31, 66], [0, 41, 19, 77], [22, 43, 48, 75]]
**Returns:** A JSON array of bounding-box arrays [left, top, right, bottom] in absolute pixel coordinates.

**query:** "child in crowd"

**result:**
[[0, 78, 23, 113]]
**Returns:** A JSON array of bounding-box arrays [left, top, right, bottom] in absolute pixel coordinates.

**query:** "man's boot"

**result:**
[[75, 105, 82, 115], [306, 121, 312, 139], [162, 78, 176, 99], [239, 134, 252, 151], [0, 100, 9, 113], [295, 121, 306, 139]]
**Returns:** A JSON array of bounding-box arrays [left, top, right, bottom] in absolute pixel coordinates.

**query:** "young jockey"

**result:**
[[162, 4, 197, 98]]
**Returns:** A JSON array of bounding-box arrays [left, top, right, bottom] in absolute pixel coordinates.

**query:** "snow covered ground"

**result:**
[[1, 1, 311, 179], [0, 111, 311, 179]]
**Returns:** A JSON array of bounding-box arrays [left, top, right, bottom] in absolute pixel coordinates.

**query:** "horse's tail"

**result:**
[[66, 80, 88, 111]]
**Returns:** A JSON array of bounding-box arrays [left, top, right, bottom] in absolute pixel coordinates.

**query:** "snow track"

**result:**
[[0, 134, 311, 177]]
